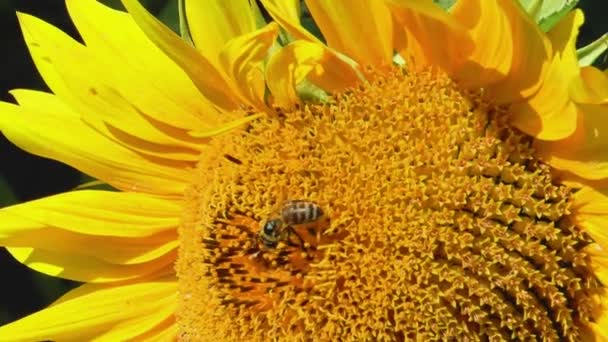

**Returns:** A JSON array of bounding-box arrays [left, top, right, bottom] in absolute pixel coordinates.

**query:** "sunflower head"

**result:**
[[1, 0, 608, 341], [178, 67, 604, 340]]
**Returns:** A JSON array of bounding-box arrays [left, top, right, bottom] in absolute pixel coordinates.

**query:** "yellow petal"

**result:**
[[572, 186, 608, 246], [584, 244, 608, 285], [0, 279, 176, 341], [65, 0, 222, 132], [11, 89, 202, 162], [219, 23, 280, 110], [481, 0, 551, 104], [8, 246, 175, 283], [588, 293, 608, 340], [0, 190, 179, 238], [266, 40, 361, 107], [184, 0, 257, 66], [114, 316, 179, 342], [188, 112, 264, 138], [535, 103, 608, 180], [262, 0, 364, 84], [387, 0, 474, 74], [305, 0, 393, 67], [509, 57, 577, 140], [547, 9, 583, 89], [451, 0, 552, 103], [0, 101, 191, 195], [5, 226, 177, 266], [263, 0, 300, 24], [449, 0, 517, 87], [261, 0, 319, 42], [571, 66, 608, 105], [509, 10, 583, 140], [0, 191, 179, 282], [121, 0, 240, 111], [17, 12, 206, 153]]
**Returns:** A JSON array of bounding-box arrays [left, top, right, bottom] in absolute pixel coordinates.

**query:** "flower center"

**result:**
[[177, 68, 601, 340]]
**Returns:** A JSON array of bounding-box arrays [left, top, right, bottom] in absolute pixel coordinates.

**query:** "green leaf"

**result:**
[[297, 80, 330, 104], [177, 0, 194, 45], [538, 0, 578, 32], [518, 0, 579, 32], [433, 0, 456, 10], [518, 0, 543, 16], [577, 34, 608, 67]]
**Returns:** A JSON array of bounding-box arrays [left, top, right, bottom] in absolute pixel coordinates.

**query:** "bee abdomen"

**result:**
[[281, 200, 323, 225]]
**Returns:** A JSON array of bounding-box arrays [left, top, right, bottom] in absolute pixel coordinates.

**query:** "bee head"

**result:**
[[262, 218, 283, 237]]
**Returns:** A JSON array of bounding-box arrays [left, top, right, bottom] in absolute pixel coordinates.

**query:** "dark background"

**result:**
[[0, 0, 606, 326]]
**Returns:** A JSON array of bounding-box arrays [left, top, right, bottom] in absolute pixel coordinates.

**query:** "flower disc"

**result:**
[[178, 68, 601, 341]]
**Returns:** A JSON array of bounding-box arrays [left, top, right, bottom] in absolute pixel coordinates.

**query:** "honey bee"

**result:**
[[259, 200, 325, 248]]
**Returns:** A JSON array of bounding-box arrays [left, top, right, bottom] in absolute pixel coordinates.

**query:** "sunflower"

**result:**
[[1, 0, 607, 340]]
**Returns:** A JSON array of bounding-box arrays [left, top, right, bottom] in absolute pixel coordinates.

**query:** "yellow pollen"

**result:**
[[177, 68, 602, 341]]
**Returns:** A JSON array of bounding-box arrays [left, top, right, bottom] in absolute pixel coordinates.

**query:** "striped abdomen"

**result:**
[[280, 200, 324, 225]]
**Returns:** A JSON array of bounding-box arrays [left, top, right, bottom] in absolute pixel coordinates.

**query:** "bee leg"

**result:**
[[286, 225, 306, 248]]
